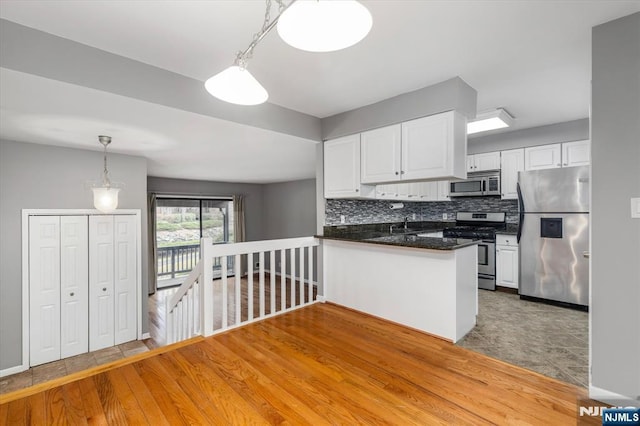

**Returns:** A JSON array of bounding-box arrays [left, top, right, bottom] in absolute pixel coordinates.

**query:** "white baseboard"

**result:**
[[0, 364, 28, 378], [589, 384, 637, 404], [316, 295, 326, 303], [141, 332, 151, 340]]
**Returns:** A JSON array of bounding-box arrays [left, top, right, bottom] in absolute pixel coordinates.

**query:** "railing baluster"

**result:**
[[290, 248, 296, 310], [187, 288, 193, 337], [235, 254, 241, 325], [259, 251, 265, 317], [270, 250, 276, 315], [221, 255, 228, 329], [299, 246, 305, 307], [280, 249, 286, 312], [308, 245, 314, 304], [247, 252, 254, 321]]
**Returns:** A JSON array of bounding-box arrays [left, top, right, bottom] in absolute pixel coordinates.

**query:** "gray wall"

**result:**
[[591, 12, 640, 401], [321, 77, 477, 140], [0, 139, 148, 371], [147, 176, 266, 242], [468, 118, 589, 154]]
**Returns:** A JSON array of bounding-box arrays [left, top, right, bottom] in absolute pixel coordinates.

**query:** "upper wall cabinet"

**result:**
[[467, 152, 501, 172], [525, 140, 590, 171], [524, 143, 562, 170], [324, 134, 375, 199], [500, 148, 525, 200], [562, 140, 590, 167], [361, 124, 402, 184], [359, 111, 467, 185]]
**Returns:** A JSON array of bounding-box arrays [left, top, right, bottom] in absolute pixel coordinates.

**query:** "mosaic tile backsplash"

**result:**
[[325, 197, 519, 225]]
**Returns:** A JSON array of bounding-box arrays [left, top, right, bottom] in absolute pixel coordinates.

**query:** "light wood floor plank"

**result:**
[[0, 303, 600, 425]]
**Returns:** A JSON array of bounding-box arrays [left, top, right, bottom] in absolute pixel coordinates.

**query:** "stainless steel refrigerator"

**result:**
[[517, 166, 590, 306]]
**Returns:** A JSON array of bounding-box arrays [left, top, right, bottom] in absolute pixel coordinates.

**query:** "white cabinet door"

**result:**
[[89, 215, 115, 351], [114, 215, 137, 345], [60, 216, 89, 359], [437, 181, 450, 201], [401, 111, 467, 181], [496, 245, 519, 289], [376, 184, 398, 200], [562, 140, 590, 167], [361, 124, 402, 183], [324, 135, 374, 198], [500, 148, 525, 200], [468, 152, 501, 172], [29, 216, 61, 366], [525, 144, 562, 170], [416, 181, 438, 201]]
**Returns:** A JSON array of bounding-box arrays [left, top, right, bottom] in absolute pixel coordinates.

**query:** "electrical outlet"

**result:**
[[442, 213, 447, 220], [340, 215, 346, 224], [255, 262, 260, 268], [412, 213, 416, 220]]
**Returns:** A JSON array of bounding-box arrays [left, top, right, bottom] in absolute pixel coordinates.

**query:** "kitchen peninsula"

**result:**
[[320, 223, 479, 343]]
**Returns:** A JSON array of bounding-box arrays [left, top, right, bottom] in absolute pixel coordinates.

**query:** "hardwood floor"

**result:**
[[1, 302, 602, 425]]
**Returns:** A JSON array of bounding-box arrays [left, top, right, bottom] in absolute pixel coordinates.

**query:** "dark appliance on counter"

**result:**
[[449, 170, 501, 197], [517, 166, 589, 308], [443, 212, 506, 290]]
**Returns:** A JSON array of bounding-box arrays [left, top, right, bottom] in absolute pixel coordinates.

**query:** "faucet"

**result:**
[[404, 216, 409, 230], [389, 224, 396, 233]]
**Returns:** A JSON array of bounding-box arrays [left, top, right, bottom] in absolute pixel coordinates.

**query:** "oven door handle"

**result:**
[[482, 179, 486, 193]]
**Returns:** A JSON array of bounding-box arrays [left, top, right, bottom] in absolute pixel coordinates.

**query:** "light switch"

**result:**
[[632, 198, 640, 219]]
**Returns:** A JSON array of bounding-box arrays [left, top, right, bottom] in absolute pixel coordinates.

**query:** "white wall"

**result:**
[[0, 139, 148, 371], [590, 12, 640, 402]]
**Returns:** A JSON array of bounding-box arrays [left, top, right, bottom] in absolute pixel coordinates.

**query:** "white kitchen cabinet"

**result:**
[[401, 111, 467, 181], [500, 148, 525, 200], [376, 183, 398, 200], [562, 139, 590, 167], [437, 180, 451, 201], [496, 234, 518, 289], [324, 135, 375, 199], [525, 144, 562, 170], [361, 124, 402, 183], [467, 152, 501, 172]]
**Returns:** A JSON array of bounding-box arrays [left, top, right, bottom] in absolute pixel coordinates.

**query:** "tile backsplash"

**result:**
[[325, 197, 519, 225]]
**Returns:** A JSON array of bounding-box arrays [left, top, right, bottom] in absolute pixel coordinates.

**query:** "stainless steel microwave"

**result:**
[[449, 171, 501, 197]]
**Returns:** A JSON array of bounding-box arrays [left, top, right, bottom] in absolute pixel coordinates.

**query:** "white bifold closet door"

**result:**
[[29, 216, 88, 366], [89, 215, 137, 351]]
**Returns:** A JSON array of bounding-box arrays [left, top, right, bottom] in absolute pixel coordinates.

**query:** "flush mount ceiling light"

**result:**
[[205, 0, 372, 105], [467, 108, 515, 135], [89, 135, 123, 213], [277, 0, 373, 52]]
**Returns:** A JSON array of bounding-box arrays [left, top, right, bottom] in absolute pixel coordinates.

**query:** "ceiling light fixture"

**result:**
[[277, 0, 372, 52], [467, 108, 514, 135], [205, 0, 372, 105], [89, 135, 123, 213]]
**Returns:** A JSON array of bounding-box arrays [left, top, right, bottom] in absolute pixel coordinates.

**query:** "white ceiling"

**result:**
[[1, 1, 639, 182]]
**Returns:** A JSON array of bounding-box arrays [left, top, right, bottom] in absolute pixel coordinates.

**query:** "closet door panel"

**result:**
[[29, 216, 61, 366], [114, 215, 137, 345], [60, 216, 89, 358], [89, 215, 115, 351]]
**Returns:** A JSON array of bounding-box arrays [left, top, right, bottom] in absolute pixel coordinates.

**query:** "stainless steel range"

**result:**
[[443, 212, 506, 290]]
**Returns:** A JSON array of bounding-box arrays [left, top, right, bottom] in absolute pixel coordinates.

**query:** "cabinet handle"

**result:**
[[355, 188, 359, 192], [401, 171, 405, 175], [395, 171, 399, 175], [563, 163, 568, 166], [70, 292, 74, 297], [102, 287, 107, 292]]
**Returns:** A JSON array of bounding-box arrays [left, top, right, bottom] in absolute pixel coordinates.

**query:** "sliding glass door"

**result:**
[[156, 198, 233, 288]]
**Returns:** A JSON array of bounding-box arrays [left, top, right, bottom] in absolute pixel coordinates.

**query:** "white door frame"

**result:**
[[17, 209, 142, 376]]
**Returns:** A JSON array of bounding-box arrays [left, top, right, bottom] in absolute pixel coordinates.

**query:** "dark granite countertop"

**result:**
[[317, 221, 477, 251]]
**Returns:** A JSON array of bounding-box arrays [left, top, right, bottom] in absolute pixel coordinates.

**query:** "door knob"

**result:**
[[102, 287, 107, 291], [70, 292, 74, 297]]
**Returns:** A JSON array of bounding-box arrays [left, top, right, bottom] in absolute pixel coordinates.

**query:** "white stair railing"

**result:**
[[166, 236, 320, 344]]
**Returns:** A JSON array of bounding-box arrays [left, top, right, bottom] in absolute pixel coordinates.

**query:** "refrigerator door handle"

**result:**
[[517, 182, 525, 243]]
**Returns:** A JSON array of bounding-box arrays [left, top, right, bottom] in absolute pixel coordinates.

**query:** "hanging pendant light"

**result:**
[[277, 0, 372, 52], [205, 62, 268, 106], [90, 135, 122, 213]]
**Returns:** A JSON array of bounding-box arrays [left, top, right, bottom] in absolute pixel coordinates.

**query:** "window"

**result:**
[[156, 197, 233, 288]]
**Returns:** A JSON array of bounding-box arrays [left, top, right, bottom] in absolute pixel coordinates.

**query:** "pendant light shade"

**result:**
[[205, 65, 269, 106], [277, 0, 372, 52], [89, 135, 123, 213], [92, 187, 120, 213]]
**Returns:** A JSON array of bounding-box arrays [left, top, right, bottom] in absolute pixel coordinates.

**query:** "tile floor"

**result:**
[[0, 340, 151, 395], [457, 290, 588, 387]]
